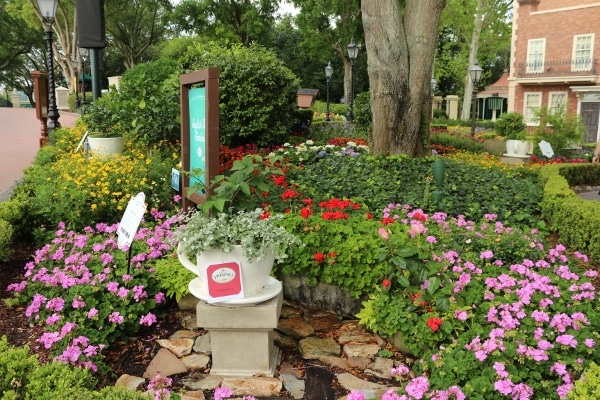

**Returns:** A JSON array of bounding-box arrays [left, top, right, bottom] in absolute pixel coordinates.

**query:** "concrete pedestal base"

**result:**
[[196, 291, 283, 377], [500, 154, 530, 165]]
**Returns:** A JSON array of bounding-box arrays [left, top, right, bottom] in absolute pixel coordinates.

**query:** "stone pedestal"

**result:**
[[500, 155, 530, 165], [196, 291, 283, 376], [10, 93, 21, 108], [55, 86, 70, 110]]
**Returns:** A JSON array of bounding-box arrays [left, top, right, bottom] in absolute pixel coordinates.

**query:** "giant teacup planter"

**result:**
[[177, 243, 281, 306], [87, 136, 124, 156], [505, 139, 529, 157]]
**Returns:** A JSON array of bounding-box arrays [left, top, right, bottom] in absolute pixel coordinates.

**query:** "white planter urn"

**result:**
[[87, 136, 124, 156], [177, 243, 278, 305], [505, 139, 529, 157]]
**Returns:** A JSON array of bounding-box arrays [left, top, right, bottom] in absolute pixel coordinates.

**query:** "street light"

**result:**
[[325, 61, 333, 121], [72, 56, 80, 109], [430, 75, 438, 98], [469, 60, 483, 138], [346, 37, 359, 121], [430, 75, 438, 118], [78, 47, 88, 110], [36, 0, 60, 132]]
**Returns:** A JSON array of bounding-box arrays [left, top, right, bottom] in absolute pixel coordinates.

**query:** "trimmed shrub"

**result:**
[[494, 111, 526, 138], [180, 42, 300, 147]]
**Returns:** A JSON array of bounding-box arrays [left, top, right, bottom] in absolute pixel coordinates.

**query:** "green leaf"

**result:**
[[436, 296, 450, 312], [427, 276, 441, 295], [396, 275, 410, 287], [239, 182, 251, 196]]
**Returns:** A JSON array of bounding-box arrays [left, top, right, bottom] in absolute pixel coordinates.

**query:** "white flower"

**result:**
[[173, 209, 302, 262]]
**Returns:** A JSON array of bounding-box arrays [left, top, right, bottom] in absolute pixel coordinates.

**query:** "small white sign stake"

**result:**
[[118, 192, 147, 250], [539, 140, 554, 158]]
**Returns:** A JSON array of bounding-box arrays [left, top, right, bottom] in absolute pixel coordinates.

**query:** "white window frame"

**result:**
[[524, 92, 542, 125], [548, 92, 567, 115], [527, 38, 546, 74], [572, 34, 594, 72]]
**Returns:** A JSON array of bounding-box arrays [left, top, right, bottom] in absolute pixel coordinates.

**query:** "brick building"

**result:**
[[508, 0, 600, 142]]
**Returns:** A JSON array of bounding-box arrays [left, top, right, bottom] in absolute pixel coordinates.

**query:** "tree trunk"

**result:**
[[362, 0, 445, 156], [460, 0, 485, 121]]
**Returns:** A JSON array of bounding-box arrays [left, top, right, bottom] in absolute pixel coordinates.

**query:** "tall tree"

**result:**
[[291, 0, 362, 103], [6, 0, 81, 93], [0, 0, 40, 70], [439, 0, 512, 120], [170, 0, 279, 47], [362, 0, 446, 156], [105, 0, 172, 68]]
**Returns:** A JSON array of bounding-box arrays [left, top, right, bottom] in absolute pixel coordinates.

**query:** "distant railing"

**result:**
[[517, 59, 597, 78]]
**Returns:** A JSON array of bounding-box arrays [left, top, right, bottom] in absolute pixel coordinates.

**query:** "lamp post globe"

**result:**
[[36, 0, 60, 132], [430, 76, 438, 98], [325, 61, 333, 121], [469, 60, 483, 138], [78, 47, 88, 109], [346, 37, 359, 121]]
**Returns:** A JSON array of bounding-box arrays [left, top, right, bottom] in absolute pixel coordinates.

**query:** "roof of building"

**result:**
[[479, 70, 509, 97]]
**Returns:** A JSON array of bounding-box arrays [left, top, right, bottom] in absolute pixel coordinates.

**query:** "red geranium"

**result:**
[[300, 207, 313, 219], [314, 252, 325, 264], [427, 317, 443, 332]]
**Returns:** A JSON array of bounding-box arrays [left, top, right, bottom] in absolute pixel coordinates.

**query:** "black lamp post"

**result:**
[[37, 0, 60, 132], [325, 61, 333, 121], [79, 47, 88, 109], [72, 56, 80, 109], [469, 60, 483, 138], [430, 75, 438, 118], [346, 37, 359, 121]]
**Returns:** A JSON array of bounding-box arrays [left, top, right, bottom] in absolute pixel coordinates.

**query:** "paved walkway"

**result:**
[[0, 108, 79, 201]]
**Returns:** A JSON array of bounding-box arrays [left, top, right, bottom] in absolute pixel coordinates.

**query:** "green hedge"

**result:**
[[539, 164, 600, 262]]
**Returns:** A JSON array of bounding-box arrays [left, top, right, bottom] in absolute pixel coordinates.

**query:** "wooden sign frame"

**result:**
[[31, 70, 49, 147], [180, 68, 220, 210]]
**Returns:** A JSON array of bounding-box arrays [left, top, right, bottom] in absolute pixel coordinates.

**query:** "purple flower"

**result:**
[[493, 362, 508, 378], [405, 376, 429, 399], [494, 379, 513, 395], [390, 364, 410, 377], [117, 287, 129, 298], [531, 310, 549, 323], [46, 313, 61, 325], [39, 331, 62, 349], [140, 313, 157, 326], [87, 308, 99, 318], [480, 250, 494, 259], [550, 362, 567, 375], [106, 282, 119, 293], [46, 297, 65, 312], [60, 322, 77, 336], [72, 296, 86, 309], [454, 310, 468, 321], [155, 292, 166, 304], [108, 311, 124, 325], [214, 386, 233, 400], [555, 334, 577, 348]]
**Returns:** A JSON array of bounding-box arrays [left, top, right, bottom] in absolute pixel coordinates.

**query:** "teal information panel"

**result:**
[[189, 87, 206, 191]]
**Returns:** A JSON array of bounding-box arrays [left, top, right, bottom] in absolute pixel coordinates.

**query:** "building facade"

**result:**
[[508, 0, 600, 142]]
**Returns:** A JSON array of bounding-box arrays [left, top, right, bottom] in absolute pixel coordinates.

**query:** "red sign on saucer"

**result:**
[[206, 261, 244, 302]]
